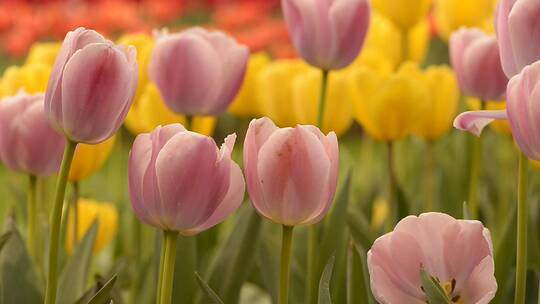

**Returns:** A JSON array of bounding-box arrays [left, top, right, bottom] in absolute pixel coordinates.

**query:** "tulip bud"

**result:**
[[281, 0, 371, 70], [450, 28, 507, 100], [128, 124, 245, 235], [368, 212, 496, 304], [45, 27, 138, 144], [0, 92, 65, 176], [149, 28, 249, 116], [372, 0, 431, 29], [68, 136, 116, 182], [243, 117, 339, 226], [495, 0, 540, 77]]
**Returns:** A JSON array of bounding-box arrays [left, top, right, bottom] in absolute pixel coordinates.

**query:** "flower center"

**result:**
[[441, 279, 463, 303]]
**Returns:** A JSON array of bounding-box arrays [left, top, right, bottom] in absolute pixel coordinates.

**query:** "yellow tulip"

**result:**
[[434, 0, 497, 41], [117, 33, 155, 100], [372, 0, 432, 29], [413, 65, 459, 140], [25, 42, 62, 67], [0, 64, 51, 97], [69, 136, 116, 182], [257, 59, 311, 127], [350, 62, 429, 141], [354, 13, 430, 70], [371, 198, 389, 231], [228, 52, 271, 118], [65, 198, 118, 254], [467, 98, 511, 135], [291, 69, 354, 136]]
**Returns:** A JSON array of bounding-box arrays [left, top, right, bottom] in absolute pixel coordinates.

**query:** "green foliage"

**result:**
[[420, 267, 451, 304], [318, 256, 335, 304], [195, 272, 224, 304]]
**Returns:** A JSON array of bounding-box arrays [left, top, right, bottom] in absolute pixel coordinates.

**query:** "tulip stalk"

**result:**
[[515, 151, 528, 304], [423, 142, 435, 211], [71, 182, 80, 247], [45, 140, 77, 304], [316, 70, 329, 127], [467, 101, 485, 219], [157, 230, 178, 304], [387, 142, 398, 226], [27, 175, 37, 263], [279, 225, 294, 304]]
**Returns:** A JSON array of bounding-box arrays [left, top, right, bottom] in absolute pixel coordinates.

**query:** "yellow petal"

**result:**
[[25, 42, 62, 68], [65, 198, 118, 255], [138, 83, 185, 132], [68, 136, 116, 182], [372, 0, 432, 29], [228, 52, 271, 118], [0, 64, 51, 97], [434, 0, 497, 41], [118, 33, 155, 102], [371, 198, 390, 231]]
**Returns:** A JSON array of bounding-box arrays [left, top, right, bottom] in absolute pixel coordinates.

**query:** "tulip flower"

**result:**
[[68, 136, 116, 182], [281, 0, 371, 71], [433, 0, 496, 41], [228, 52, 271, 118], [128, 124, 245, 304], [65, 199, 118, 254], [372, 0, 431, 29], [244, 117, 338, 304], [454, 59, 540, 304], [467, 98, 511, 135], [25, 42, 62, 67], [495, 0, 540, 77], [45, 27, 138, 144], [43, 27, 138, 304], [0, 63, 52, 97], [368, 212, 497, 304], [450, 28, 507, 101], [149, 27, 249, 116], [0, 92, 65, 177]]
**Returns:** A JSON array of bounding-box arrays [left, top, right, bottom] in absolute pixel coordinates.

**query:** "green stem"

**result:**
[[387, 142, 398, 227], [423, 142, 435, 211], [157, 230, 177, 304], [306, 227, 317, 304], [468, 101, 485, 219], [279, 226, 294, 304], [185, 115, 193, 131], [27, 175, 37, 262], [515, 152, 528, 304], [44, 140, 77, 304], [316, 70, 329, 128], [71, 182, 79, 248]]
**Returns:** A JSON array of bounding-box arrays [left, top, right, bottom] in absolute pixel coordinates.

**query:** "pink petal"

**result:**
[[453, 110, 508, 136], [459, 257, 497, 304], [495, 0, 518, 77], [507, 0, 540, 75]]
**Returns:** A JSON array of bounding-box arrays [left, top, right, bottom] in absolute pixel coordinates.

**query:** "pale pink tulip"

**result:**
[[495, 0, 540, 77], [454, 60, 540, 160], [450, 28, 507, 100], [45, 27, 138, 144], [149, 28, 249, 116], [281, 0, 371, 70], [243, 117, 339, 226], [368, 212, 497, 304], [0, 92, 65, 176], [128, 124, 245, 235]]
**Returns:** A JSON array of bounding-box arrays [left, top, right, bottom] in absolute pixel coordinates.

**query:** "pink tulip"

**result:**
[[450, 28, 508, 100], [45, 27, 138, 144], [454, 60, 540, 160], [368, 212, 497, 304], [495, 0, 540, 78], [0, 92, 65, 176], [243, 117, 339, 226], [281, 0, 371, 70], [128, 124, 245, 235], [149, 28, 249, 116]]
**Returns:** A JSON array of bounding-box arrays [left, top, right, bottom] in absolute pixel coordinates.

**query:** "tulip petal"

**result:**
[[453, 110, 508, 136], [459, 257, 497, 304], [496, 0, 518, 77], [507, 0, 540, 75], [128, 133, 154, 226]]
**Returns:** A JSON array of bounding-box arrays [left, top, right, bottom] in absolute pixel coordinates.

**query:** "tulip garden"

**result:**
[[1, 0, 540, 303]]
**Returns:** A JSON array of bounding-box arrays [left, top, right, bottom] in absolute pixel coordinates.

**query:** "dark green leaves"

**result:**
[[318, 256, 335, 304], [420, 267, 451, 304], [195, 272, 224, 304]]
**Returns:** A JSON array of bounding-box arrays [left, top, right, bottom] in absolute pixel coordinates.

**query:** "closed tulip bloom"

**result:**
[[128, 124, 245, 235], [68, 136, 116, 182], [495, 0, 540, 77], [368, 212, 497, 304], [281, 0, 371, 70], [149, 28, 249, 116], [65, 198, 118, 254], [413, 65, 459, 140], [45, 27, 138, 144], [434, 0, 496, 41], [0, 92, 65, 176], [455, 61, 540, 160], [372, 0, 431, 29], [0, 64, 52, 97], [450, 28, 507, 100], [243, 117, 339, 226]]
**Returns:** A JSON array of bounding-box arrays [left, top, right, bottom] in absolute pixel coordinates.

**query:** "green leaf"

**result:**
[[57, 220, 98, 304], [195, 272, 224, 304], [172, 236, 197, 302], [0, 228, 42, 303], [493, 204, 517, 304], [202, 205, 263, 303], [318, 256, 335, 304], [420, 267, 451, 304], [0, 231, 12, 252], [395, 183, 409, 222], [347, 210, 374, 250], [86, 275, 118, 304], [347, 243, 374, 304]]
